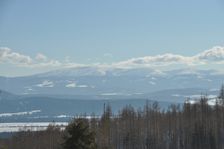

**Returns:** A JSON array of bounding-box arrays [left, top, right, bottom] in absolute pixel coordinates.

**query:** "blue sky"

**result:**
[[0, 0, 224, 76]]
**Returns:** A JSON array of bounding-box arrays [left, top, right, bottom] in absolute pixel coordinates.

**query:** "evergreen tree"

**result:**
[[63, 118, 97, 149]]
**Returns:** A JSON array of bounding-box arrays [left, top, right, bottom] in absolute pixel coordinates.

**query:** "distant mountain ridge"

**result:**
[[0, 67, 222, 122], [0, 67, 223, 97], [0, 90, 18, 101]]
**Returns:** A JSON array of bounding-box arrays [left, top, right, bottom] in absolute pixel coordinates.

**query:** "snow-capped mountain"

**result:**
[[0, 67, 223, 99], [0, 67, 223, 122]]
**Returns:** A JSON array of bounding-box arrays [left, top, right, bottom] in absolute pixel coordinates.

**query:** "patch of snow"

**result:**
[[185, 99, 197, 104], [185, 95, 202, 98], [90, 85, 95, 88], [151, 77, 157, 80], [172, 94, 181, 97], [206, 79, 212, 82], [36, 80, 54, 88], [66, 82, 76, 88], [0, 122, 68, 132], [22, 92, 29, 95], [207, 95, 217, 98], [133, 92, 143, 95], [100, 92, 131, 96], [32, 116, 49, 119], [66, 82, 89, 88], [149, 81, 156, 85], [185, 96, 222, 106], [0, 110, 41, 117], [55, 115, 72, 118], [101, 93, 119, 96], [78, 85, 88, 88], [197, 75, 203, 79], [207, 99, 219, 106], [185, 94, 217, 99], [210, 88, 219, 92], [145, 75, 151, 78]]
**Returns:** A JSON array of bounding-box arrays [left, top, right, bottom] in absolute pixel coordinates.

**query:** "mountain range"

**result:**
[[0, 67, 222, 97], [0, 67, 223, 122]]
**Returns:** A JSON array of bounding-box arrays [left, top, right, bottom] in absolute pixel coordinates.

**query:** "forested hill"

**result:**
[[1, 96, 224, 149]]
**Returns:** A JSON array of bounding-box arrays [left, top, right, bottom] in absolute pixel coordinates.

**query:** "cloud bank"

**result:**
[[114, 46, 224, 68], [0, 47, 86, 69], [1, 46, 224, 71], [0, 47, 32, 66]]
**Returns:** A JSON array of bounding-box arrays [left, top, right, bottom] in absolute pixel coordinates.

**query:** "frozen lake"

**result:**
[[0, 122, 68, 132]]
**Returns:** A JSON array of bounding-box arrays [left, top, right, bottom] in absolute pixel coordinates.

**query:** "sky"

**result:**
[[0, 0, 224, 76]]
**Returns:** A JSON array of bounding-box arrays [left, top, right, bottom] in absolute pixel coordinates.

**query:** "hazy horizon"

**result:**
[[1, 0, 224, 76]]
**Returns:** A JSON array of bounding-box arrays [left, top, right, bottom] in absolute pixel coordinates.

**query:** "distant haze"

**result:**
[[0, 0, 224, 76]]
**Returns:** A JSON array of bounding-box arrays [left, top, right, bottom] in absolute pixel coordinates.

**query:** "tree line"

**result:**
[[1, 85, 224, 149]]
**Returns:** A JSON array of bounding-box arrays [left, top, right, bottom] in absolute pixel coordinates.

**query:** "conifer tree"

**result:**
[[63, 118, 97, 149]]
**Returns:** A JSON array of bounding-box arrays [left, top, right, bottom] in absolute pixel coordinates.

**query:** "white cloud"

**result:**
[[1, 48, 86, 72], [1, 46, 224, 73], [36, 80, 54, 88], [112, 46, 224, 68], [0, 47, 64, 68], [195, 46, 224, 62], [113, 53, 194, 68], [0, 47, 32, 66], [35, 53, 48, 62]]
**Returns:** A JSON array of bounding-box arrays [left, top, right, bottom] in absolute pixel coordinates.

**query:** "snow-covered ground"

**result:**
[[0, 110, 41, 117], [185, 96, 223, 106], [0, 122, 68, 132]]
